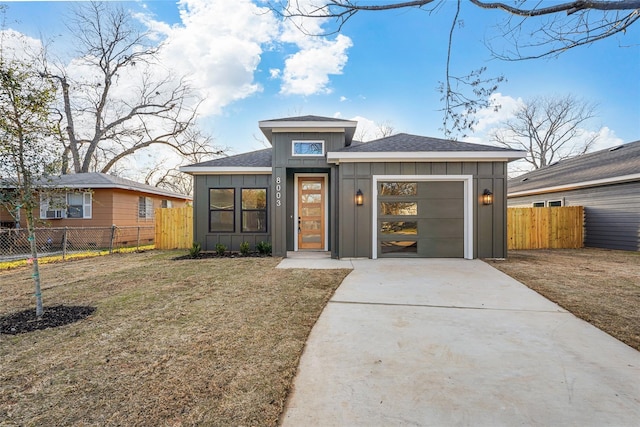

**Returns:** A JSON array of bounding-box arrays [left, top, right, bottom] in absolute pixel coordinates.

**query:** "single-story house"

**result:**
[[507, 140, 640, 251], [0, 172, 191, 231], [180, 115, 524, 259]]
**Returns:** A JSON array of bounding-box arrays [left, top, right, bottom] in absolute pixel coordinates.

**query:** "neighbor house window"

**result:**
[[138, 197, 154, 219], [241, 188, 267, 233], [161, 199, 173, 208], [532, 201, 545, 208], [210, 188, 235, 232], [548, 200, 563, 207], [40, 192, 92, 219], [292, 140, 324, 156]]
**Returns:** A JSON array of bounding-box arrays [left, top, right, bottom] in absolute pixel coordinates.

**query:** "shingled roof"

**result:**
[[38, 172, 191, 199], [508, 140, 640, 196], [337, 133, 517, 153], [179, 149, 273, 174]]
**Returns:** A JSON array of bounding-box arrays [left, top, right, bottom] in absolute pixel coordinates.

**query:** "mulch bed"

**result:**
[[173, 252, 271, 260], [0, 305, 96, 335]]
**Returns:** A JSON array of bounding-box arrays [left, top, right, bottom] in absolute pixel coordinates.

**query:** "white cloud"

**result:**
[[473, 93, 524, 132], [340, 96, 348, 102], [140, 0, 279, 115], [0, 29, 44, 62], [269, 68, 281, 79], [277, 1, 352, 96]]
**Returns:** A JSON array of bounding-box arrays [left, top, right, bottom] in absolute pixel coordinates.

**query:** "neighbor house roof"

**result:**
[[37, 172, 191, 200], [259, 115, 358, 145], [327, 133, 524, 163], [508, 140, 640, 197], [179, 149, 272, 175]]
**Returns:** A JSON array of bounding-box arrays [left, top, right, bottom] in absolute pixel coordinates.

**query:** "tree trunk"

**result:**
[[25, 209, 43, 317]]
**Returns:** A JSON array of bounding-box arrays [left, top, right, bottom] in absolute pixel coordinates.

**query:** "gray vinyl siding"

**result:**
[[338, 161, 508, 259], [508, 181, 640, 251], [193, 174, 271, 252]]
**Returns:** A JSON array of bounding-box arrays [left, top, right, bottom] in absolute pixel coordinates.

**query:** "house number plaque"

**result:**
[[275, 176, 282, 207]]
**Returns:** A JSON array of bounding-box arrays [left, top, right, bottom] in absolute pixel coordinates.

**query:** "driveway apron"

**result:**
[[280, 259, 640, 427]]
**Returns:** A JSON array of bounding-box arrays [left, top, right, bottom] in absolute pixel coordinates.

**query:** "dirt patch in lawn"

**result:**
[[0, 251, 351, 426], [486, 248, 640, 351]]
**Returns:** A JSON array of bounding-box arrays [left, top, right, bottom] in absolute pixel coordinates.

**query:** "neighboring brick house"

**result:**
[[0, 172, 191, 230], [508, 140, 640, 251], [181, 115, 524, 259]]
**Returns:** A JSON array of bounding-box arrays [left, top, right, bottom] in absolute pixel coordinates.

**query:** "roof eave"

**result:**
[[38, 182, 192, 200], [508, 173, 640, 197], [179, 166, 273, 175], [259, 120, 358, 145], [327, 151, 525, 164]]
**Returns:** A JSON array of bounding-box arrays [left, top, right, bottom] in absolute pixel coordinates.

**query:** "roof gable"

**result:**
[[508, 140, 640, 195]]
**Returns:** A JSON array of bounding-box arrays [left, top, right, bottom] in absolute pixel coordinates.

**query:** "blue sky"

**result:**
[[2, 0, 639, 173]]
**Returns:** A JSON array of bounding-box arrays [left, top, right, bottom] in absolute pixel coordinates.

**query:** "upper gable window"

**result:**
[[292, 140, 324, 156]]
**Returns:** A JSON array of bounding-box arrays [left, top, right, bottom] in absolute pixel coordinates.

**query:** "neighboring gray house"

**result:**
[[180, 115, 524, 259], [508, 140, 640, 251]]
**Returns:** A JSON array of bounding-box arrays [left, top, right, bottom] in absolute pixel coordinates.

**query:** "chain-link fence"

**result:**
[[0, 226, 155, 262]]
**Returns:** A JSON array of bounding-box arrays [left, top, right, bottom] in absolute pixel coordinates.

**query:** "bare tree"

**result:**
[[273, 0, 638, 136], [276, 0, 639, 58], [43, 1, 215, 174], [491, 95, 599, 170]]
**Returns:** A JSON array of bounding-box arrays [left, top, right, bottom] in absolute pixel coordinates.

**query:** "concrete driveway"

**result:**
[[279, 258, 640, 426]]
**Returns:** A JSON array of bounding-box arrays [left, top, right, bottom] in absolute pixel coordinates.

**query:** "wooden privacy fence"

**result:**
[[155, 206, 193, 249], [507, 206, 584, 250]]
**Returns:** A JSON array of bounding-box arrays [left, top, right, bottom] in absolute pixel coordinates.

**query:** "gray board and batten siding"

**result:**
[[182, 115, 524, 258], [193, 174, 271, 252], [508, 140, 640, 252], [338, 161, 508, 259]]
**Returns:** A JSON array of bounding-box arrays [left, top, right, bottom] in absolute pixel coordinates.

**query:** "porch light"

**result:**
[[355, 189, 364, 206], [482, 189, 494, 205]]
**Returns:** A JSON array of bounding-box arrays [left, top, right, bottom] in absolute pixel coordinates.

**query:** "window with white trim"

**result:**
[[40, 192, 92, 219], [138, 196, 154, 219], [532, 201, 545, 208], [547, 200, 563, 207], [292, 140, 324, 156]]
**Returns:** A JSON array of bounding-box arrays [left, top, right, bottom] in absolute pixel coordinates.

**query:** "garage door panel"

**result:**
[[419, 181, 464, 198], [418, 238, 464, 257], [420, 219, 464, 238], [420, 199, 464, 218], [378, 179, 465, 258]]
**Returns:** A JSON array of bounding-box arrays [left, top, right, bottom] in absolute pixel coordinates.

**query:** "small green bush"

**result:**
[[256, 241, 272, 255], [239, 241, 250, 256], [215, 243, 227, 256], [189, 242, 202, 259]]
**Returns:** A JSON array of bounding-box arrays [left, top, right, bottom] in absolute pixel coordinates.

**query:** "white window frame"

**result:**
[[292, 140, 325, 157], [40, 192, 92, 219], [547, 199, 564, 207], [139, 196, 154, 219], [532, 201, 546, 208]]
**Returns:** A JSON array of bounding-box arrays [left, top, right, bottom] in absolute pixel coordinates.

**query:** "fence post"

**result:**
[[62, 227, 68, 260], [109, 224, 117, 254]]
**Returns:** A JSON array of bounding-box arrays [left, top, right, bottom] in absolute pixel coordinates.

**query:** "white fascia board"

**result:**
[[259, 120, 357, 130], [508, 173, 640, 197], [179, 166, 272, 175], [327, 151, 525, 163]]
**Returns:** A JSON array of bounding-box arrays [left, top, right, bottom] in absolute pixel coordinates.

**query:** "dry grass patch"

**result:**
[[0, 251, 351, 426], [487, 248, 640, 351]]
